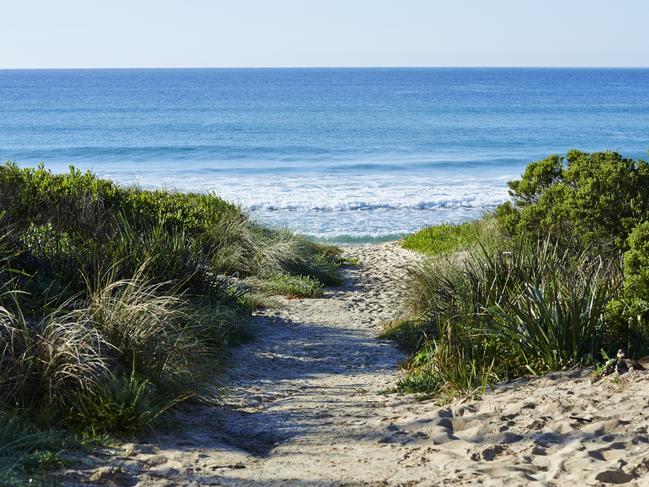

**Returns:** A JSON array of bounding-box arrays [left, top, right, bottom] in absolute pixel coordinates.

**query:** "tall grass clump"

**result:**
[[395, 150, 649, 399], [86, 267, 219, 397], [0, 298, 108, 419], [397, 238, 619, 397]]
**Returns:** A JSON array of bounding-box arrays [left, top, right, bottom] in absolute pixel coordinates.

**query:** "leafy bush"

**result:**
[[0, 162, 341, 293], [396, 150, 649, 399], [624, 221, 649, 300], [603, 221, 649, 356], [496, 150, 649, 254]]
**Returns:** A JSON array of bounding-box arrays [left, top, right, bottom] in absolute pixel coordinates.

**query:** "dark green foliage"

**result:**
[[624, 221, 649, 300], [497, 150, 649, 254], [0, 162, 341, 295], [604, 221, 649, 356], [0, 412, 68, 486], [399, 150, 649, 399]]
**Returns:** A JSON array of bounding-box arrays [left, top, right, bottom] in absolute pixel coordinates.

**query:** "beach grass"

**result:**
[[249, 273, 325, 298], [401, 218, 497, 256], [0, 162, 342, 482], [392, 151, 649, 399]]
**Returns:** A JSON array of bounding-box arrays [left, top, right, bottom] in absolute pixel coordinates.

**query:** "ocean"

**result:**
[[1, 68, 648, 242]]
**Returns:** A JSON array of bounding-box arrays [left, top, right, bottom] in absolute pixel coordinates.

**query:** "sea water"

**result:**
[[1, 68, 648, 242]]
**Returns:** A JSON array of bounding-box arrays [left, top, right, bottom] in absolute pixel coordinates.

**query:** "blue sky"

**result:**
[[2, 0, 648, 68]]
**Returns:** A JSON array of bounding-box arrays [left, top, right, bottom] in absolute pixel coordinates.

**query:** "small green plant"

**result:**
[[0, 411, 68, 486], [396, 324, 497, 398], [379, 317, 436, 355], [402, 218, 497, 256], [72, 374, 171, 436], [250, 273, 325, 298]]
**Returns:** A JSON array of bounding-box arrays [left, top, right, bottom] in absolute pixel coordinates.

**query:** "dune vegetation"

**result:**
[[0, 162, 342, 484], [393, 150, 649, 398]]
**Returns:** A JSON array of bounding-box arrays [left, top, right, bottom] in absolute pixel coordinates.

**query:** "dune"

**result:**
[[62, 243, 649, 486]]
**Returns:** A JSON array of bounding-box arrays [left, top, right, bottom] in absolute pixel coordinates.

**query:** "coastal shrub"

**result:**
[[624, 221, 649, 301], [0, 162, 341, 292], [496, 150, 649, 254], [393, 151, 649, 399], [603, 221, 649, 356]]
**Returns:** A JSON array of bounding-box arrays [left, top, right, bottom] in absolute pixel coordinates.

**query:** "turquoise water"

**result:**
[[1, 68, 649, 242]]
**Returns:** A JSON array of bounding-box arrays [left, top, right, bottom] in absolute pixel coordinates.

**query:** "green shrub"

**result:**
[[0, 162, 340, 293], [603, 221, 649, 356], [624, 221, 649, 299], [497, 150, 649, 254]]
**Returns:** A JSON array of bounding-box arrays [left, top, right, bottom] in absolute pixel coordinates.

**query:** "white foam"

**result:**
[[103, 171, 512, 240]]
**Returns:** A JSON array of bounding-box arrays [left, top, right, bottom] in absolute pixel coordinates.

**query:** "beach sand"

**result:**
[[63, 243, 649, 486]]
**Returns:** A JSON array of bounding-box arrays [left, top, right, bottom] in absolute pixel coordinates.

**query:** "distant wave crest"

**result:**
[[248, 198, 497, 212]]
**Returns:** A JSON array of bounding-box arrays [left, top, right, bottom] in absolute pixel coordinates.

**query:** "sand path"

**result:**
[[68, 243, 649, 486]]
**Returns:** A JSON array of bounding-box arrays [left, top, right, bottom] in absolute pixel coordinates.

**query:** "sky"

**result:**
[[2, 0, 648, 69]]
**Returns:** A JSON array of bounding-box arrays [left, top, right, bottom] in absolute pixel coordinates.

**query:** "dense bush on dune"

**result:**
[[396, 151, 649, 398], [0, 162, 341, 484]]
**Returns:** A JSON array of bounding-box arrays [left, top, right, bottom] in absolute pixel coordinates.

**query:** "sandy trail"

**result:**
[[66, 243, 649, 486]]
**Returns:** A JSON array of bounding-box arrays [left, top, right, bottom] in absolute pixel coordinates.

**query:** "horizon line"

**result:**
[[2, 65, 649, 71]]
